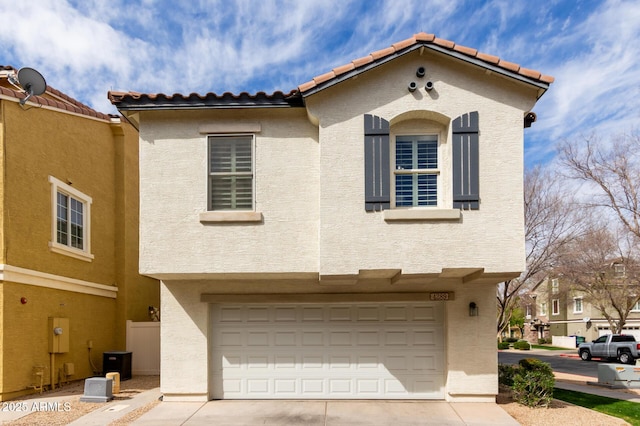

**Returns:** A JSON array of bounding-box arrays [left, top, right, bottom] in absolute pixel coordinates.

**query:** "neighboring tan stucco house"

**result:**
[[529, 266, 640, 344], [0, 66, 159, 400], [109, 33, 553, 402]]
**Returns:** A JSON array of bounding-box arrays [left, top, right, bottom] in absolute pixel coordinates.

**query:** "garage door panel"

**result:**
[[211, 303, 444, 399]]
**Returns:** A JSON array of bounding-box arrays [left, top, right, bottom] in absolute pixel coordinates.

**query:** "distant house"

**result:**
[[0, 66, 158, 401], [109, 33, 552, 402], [527, 262, 640, 343]]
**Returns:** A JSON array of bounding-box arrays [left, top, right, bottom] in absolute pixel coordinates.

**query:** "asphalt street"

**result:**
[[498, 349, 600, 378]]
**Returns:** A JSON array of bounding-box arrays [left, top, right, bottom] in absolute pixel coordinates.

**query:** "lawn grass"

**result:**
[[531, 344, 571, 350], [553, 388, 640, 426]]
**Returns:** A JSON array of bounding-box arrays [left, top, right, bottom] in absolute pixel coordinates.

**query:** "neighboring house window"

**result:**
[[614, 263, 626, 278], [631, 301, 640, 312], [540, 302, 547, 316], [394, 135, 438, 207], [573, 298, 583, 314], [208, 135, 254, 210], [49, 176, 93, 261], [552, 299, 560, 316], [525, 304, 532, 319], [551, 278, 559, 294]]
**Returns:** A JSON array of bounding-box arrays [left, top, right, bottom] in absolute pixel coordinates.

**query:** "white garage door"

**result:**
[[210, 302, 445, 399]]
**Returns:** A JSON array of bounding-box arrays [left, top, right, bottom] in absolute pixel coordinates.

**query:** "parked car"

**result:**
[[578, 334, 640, 364]]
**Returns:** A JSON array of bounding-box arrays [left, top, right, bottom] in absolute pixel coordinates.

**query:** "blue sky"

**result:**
[[1, 0, 638, 166]]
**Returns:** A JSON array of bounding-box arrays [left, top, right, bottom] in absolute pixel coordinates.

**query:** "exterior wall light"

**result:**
[[408, 82, 417, 92], [469, 302, 478, 317], [416, 66, 426, 78], [425, 81, 434, 91]]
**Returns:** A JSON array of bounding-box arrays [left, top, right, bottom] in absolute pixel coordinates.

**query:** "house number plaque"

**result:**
[[429, 292, 454, 301]]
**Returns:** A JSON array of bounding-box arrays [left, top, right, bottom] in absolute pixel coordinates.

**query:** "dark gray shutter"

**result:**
[[452, 112, 479, 210], [364, 114, 390, 211]]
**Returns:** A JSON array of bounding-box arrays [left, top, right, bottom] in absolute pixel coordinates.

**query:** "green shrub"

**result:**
[[538, 338, 547, 344], [512, 358, 555, 407], [498, 363, 517, 387], [498, 341, 510, 350], [513, 340, 531, 350], [505, 337, 519, 343]]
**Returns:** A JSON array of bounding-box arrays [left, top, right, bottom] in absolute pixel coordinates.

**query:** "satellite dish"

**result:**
[[583, 317, 591, 323], [16, 67, 47, 105]]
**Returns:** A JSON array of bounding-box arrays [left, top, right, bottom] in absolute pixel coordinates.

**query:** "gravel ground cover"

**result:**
[[6, 375, 159, 426]]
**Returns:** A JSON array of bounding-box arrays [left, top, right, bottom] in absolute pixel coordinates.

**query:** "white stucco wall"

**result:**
[[305, 50, 538, 277], [137, 49, 538, 279], [138, 108, 320, 276], [159, 279, 500, 402]]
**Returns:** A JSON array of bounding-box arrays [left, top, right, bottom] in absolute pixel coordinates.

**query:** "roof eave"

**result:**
[[109, 92, 304, 111]]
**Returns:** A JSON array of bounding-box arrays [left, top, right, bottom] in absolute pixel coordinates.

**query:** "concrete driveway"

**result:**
[[131, 400, 518, 425]]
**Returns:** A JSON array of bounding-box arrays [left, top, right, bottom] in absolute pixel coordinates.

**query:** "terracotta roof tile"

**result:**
[[475, 52, 500, 64], [432, 37, 455, 49], [392, 37, 416, 51], [371, 46, 396, 60], [453, 44, 478, 57], [313, 70, 336, 85], [497, 59, 520, 73], [518, 67, 542, 80], [333, 63, 355, 76], [352, 55, 374, 68], [414, 32, 436, 42], [540, 74, 555, 84]]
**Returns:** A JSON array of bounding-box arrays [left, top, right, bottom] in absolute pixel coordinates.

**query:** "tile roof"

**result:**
[[109, 32, 553, 109], [298, 32, 554, 94], [107, 90, 303, 110], [0, 65, 114, 121]]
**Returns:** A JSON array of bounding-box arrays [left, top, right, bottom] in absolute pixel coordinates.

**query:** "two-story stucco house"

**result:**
[[109, 33, 553, 402]]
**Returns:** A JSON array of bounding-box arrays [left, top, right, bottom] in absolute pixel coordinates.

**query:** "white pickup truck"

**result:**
[[578, 334, 640, 364]]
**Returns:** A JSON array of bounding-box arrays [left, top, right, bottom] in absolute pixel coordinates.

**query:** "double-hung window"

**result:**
[[208, 135, 254, 210], [552, 299, 560, 316], [49, 176, 93, 261], [540, 302, 547, 316], [394, 135, 438, 207], [573, 297, 583, 314]]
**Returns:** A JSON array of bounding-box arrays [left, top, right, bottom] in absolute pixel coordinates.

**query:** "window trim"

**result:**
[[392, 134, 440, 208], [573, 297, 583, 314], [48, 176, 93, 262], [551, 278, 559, 294], [539, 301, 547, 317], [552, 299, 560, 316], [202, 134, 264, 223], [207, 133, 256, 212]]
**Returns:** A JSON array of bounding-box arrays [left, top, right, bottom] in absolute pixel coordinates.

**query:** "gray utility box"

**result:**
[[597, 363, 640, 388], [80, 377, 113, 402]]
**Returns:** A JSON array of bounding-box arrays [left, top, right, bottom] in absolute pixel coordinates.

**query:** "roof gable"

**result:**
[[299, 32, 553, 96]]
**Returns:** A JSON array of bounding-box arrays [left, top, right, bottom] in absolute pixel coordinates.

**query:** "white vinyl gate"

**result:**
[[126, 320, 160, 375], [210, 302, 444, 399]]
